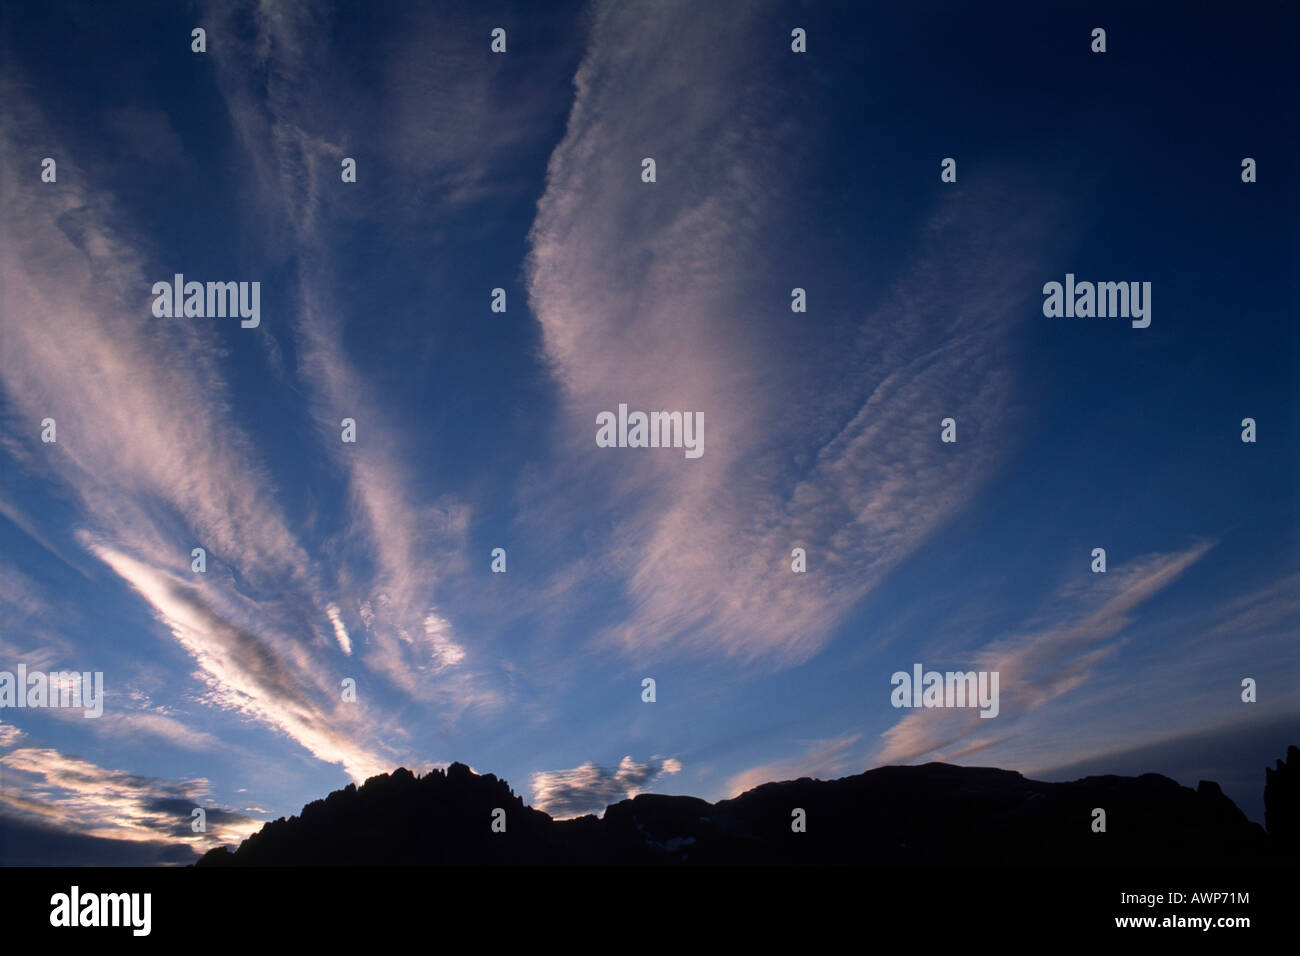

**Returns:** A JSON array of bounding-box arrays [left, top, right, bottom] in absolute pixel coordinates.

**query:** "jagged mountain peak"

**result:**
[[197, 751, 1295, 867]]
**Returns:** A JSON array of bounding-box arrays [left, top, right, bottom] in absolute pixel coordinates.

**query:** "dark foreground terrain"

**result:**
[[198, 746, 1298, 866]]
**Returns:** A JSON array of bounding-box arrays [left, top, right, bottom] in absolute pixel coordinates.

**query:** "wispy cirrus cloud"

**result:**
[[873, 542, 1216, 765], [0, 3, 506, 792], [1003, 566, 1300, 776], [29, 704, 229, 754], [88, 544, 388, 781], [325, 603, 353, 655], [725, 735, 862, 797], [97, 713, 226, 753], [524, 0, 1065, 667], [0, 83, 316, 593], [0, 84, 396, 777], [201, 0, 500, 712]]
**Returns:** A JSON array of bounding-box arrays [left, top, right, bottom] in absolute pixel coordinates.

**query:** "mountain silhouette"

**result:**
[[197, 748, 1297, 866]]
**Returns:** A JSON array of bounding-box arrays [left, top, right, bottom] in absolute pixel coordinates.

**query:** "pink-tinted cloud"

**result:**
[[531, 754, 684, 818], [525, 0, 1064, 667], [725, 735, 862, 797], [873, 542, 1216, 765]]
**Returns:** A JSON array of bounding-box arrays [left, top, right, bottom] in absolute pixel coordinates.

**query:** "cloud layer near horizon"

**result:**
[[531, 755, 683, 818]]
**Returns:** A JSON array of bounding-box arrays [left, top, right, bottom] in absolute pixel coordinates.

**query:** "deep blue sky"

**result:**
[[1, 0, 1295, 864]]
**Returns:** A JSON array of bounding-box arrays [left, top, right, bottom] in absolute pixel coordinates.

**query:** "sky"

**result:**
[[0, 0, 1295, 865]]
